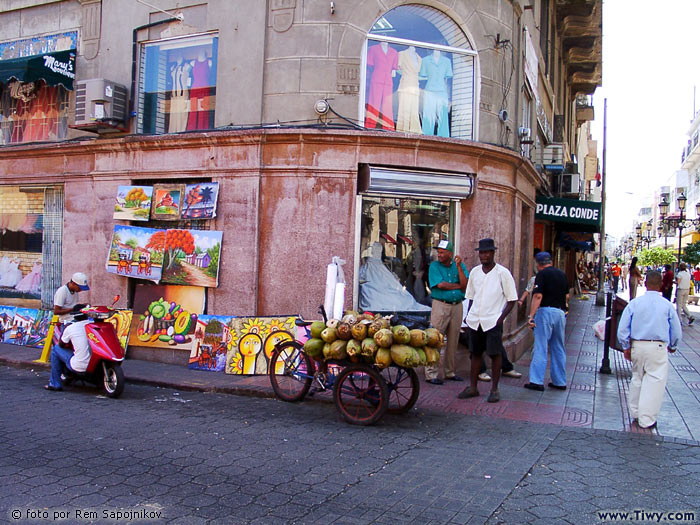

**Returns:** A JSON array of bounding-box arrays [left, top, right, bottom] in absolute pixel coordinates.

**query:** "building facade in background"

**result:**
[[0, 0, 602, 363]]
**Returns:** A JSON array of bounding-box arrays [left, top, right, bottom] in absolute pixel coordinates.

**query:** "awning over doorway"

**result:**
[[535, 196, 601, 232], [358, 164, 475, 200], [0, 49, 76, 90]]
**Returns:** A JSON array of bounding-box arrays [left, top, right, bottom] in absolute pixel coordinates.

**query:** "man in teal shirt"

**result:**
[[425, 240, 468, 384]]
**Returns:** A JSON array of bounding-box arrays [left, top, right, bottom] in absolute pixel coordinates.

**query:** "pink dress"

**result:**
[[15, 262, 42, 294]]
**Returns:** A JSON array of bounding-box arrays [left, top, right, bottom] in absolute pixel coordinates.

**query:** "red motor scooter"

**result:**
[[59, 298, 126, 398]]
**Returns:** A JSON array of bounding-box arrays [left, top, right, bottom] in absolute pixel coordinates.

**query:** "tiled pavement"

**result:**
[[1, 289, 699, 442]]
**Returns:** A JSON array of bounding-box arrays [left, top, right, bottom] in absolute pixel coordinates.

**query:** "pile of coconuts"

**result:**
[[302, 311, 444, 369]]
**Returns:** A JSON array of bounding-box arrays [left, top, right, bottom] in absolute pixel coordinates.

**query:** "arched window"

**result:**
[[362, 4, 476, 140]]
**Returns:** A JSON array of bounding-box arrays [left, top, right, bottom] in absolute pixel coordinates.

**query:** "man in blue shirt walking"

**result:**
[[426, 240, 468, 385], [617, 270, 682, 429]]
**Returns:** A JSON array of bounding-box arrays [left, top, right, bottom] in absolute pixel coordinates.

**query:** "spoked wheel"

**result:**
[[380, 366, 420, 414], [269, 341, 315, 402], [102, 362, 125, 398], [333, 365, 388, 425]]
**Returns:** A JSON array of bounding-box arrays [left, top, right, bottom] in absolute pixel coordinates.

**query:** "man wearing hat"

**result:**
[[426, 239, 468, 385], [458, 238, 518, 403], [54, 272, 90, 324], [524, 252, 569, 391]]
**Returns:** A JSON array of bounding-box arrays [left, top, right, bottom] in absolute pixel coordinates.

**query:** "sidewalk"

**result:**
[[2, 291, 699, 442]]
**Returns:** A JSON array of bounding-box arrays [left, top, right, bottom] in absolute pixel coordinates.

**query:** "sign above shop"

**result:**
[[0, 49, 76, 89], [358, 164, 474, 200], [535, 197, 601, 228]]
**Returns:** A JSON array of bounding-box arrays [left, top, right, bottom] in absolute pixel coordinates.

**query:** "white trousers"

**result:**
[[676, 288, 693, 322], [629, 340, 668, 428]]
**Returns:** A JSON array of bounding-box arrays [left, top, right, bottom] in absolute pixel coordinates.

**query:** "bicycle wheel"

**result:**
[[380, 366, 419, 414], [269, 341, 315, 402], [333, 364, 388, 425]]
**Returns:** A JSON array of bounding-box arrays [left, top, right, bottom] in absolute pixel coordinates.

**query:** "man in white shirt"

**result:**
[[54, 272, 90, 323], [457, 238, 518, 403], [675, 263, 695, 326], [45, 315, 92, 391]]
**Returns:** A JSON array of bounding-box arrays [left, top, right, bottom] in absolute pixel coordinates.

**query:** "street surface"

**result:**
[[1, 365, 699, 525]]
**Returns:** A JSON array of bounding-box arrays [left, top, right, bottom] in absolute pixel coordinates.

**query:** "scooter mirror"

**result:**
[[111, 295, 120, 307]]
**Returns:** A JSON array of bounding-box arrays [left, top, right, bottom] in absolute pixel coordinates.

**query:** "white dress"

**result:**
[[0, 260, 23, 288]]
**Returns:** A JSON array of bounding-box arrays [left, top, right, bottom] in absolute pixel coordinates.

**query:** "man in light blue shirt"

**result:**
[[617, 270, 682, 429]]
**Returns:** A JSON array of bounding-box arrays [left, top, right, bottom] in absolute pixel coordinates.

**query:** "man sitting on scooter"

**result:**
[[54, 272, 90, 325], [45, 313, 91, 392]]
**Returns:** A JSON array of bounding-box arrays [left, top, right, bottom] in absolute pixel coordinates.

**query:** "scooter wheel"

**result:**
[[103, 363, 125, 398]]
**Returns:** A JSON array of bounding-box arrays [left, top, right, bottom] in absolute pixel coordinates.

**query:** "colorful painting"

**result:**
[[26, 309, 53, 348], [225, 316, 297, 375], [181, 182, 219, 219], [113, 185, 153, 221], [160, 229, 222, 288], [106, 310, 133, 351], [8, 307, 38, 345], [151, 184, 183, 221], [188, 315, 234, 371], [128, 284, 205, 350], [0, 305, 17, 343], [106, 225, 165, 282]]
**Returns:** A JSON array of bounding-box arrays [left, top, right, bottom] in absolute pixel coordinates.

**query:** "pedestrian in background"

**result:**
[[523, 252, 570, 391], [675, 263, 695, 326], [425, 240, 468, 385], [621, 262, 628, 291], [610, 262, 621, 294], [617, 270, 682, 429], [693, 266, 700, 292], [628, 256, 643, 299], [458, 238, 518, 403], [661, 264, 674, 301]]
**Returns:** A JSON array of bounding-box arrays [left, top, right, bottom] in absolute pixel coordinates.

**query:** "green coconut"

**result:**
[[328, 339, 348, 360], [390, 344, 420, 368], [321, 326, 338, 343], [409, 329, 427, 348], [336, 322, 353, 341], [425, 328, 442, 347], [310, 321, 326, 339], [351, 322, 368, 341], [424, 346, 441, 366], [375, 348, 392, 369], [374, 328, 393, 348], [416, 348, 427, 366], [392, 325, 411, 345], [346, 339, 362, 357], [303, 338, 325, 360], [361, 337, 378, 357]]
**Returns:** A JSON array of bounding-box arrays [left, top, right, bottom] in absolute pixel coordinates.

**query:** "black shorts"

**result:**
[[468, 325, 505, 358]]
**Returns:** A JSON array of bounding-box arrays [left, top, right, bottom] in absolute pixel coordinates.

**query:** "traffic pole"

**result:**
[[596, 98, 608, 306]]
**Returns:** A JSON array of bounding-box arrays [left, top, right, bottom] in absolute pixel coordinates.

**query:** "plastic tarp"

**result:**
[[359, 243, 431, 313]]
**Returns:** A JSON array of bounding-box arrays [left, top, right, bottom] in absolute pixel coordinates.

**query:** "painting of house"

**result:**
[[9, 308, 37, 345], [185, 252, 211, 268], [160, 229, 222, 287], [106, 225, 165, 282], [0, 306, 17, 342], [188, 314, 232, 371], [113, 186, 152, 221]]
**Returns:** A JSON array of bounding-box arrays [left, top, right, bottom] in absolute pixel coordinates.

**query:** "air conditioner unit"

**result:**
[[72, 79, 128, 133], [561, 173, 581, 194]]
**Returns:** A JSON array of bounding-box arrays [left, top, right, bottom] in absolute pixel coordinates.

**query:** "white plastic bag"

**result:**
[[324, 256, 346, 320], [592, 319, 606, 341]]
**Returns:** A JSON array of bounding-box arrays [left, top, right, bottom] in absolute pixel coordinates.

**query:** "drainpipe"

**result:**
[[129, 15, 182, 126]]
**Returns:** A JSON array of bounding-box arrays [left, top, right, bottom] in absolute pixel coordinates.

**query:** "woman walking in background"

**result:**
[[628, 257, 643, 299]]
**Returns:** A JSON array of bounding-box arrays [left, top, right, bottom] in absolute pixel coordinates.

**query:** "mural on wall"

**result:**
[[188, 314, 233, 371], [113, 186, 153, 221], [225, 316, 297, 375], [128, 284, 204, 350], [181, 182, 219, 219], [106, 310, 134, 351], [106, 225, 165, 282], [0, 305, 17, 342], [8, 307, 38, 345], [160, 229, 222, 288], [151, 184, 183, 221]]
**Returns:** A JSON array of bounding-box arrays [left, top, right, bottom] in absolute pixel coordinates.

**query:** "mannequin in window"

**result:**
[[169, 55, 191, 133], [396, 46, 422, 134], [186, 49, 213, 131], [419, 49, 453, 137], [364, 41, 398, 130]]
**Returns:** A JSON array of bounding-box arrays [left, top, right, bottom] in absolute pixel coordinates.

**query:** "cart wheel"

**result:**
[[333, 365, 388, 425], [269, 341, 315, 402], [380, 366, 420, 414]]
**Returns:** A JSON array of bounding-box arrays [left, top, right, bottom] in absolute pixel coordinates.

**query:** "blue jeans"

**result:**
[[529, 307, 567, 386], [49, 345, 75, 388]]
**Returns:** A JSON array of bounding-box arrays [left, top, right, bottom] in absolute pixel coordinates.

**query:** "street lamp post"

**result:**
[[658, 193, 700, 264], [636, 223, 655, 249]]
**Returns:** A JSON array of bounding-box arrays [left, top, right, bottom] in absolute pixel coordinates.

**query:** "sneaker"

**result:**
[[426, 378, 444, 385], [478, 372, 492, 382], [689, 317, 695, 325], [523, 382, 545, 392], [502, 370, 522, 378]]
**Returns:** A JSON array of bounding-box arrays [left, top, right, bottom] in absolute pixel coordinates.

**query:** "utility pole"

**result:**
[[596, 98, 607, 306]]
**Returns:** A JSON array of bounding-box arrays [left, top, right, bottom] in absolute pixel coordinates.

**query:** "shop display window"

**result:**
[[359, 196, 453, 312], [138, 33, 218, 134], [363, 5, 476, 139]]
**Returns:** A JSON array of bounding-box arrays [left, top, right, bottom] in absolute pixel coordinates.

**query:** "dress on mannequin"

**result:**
[[364, 42, 398, 130], [169, 57, 191, 133], [187, 52, 212, 131], [396, 47, 422, 133], [419, 50, 453, 137], [15, 262, 41, 295]]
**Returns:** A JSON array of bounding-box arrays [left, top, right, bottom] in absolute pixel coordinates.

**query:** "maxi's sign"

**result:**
[[535, 197, 602, 227]]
